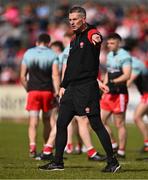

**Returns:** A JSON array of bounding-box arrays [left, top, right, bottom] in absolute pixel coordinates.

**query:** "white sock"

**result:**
[[118, 150, 125, 155], [30, 142, 36, 146], [144, 142, 148, 146], [112, 142, 118, 149]]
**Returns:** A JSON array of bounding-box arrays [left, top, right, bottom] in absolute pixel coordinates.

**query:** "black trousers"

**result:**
[[54, 82, 114, 164]]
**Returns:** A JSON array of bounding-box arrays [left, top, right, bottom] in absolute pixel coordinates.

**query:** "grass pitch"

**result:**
[[0, 121, 148, 179]]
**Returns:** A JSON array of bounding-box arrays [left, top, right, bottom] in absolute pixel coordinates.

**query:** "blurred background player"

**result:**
[[50, 41, 65, 75], [100, 33, 132, 158], [127, 57, 148, 153], [35, 40, 64, 160], [20, 33, 60, 158]]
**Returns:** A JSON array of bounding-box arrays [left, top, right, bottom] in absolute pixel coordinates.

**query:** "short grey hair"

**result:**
[[69, 6, 86, 18]]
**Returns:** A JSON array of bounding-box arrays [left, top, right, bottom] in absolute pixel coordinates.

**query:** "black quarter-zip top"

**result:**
[[61, 24, 102, 88]]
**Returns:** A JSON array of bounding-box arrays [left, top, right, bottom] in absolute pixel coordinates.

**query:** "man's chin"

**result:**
[[72, 28, 77, 32], [71, 26, 78, 31], [72, 29, 79, 33]]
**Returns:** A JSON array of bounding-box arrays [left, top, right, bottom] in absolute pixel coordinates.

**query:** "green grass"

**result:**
[[0, 121, 148, 179]]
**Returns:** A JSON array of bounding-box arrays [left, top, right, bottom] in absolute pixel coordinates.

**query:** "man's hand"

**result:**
[[100, 83, 109, 94], [92, 34, 102, 45], [98, 80, 109, 93], [59, 87, 65, 100]]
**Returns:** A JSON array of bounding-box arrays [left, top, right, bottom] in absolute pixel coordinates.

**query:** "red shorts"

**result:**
[[100, 93, 129, 113], [26, 91, 54, 112], [141, 93, 148, 104]]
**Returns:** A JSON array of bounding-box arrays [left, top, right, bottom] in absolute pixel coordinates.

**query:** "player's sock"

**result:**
[[144, 139, 148, 146], [144, 140, 148, 151], [81, 144, 87, 153], [87, 147, 97, 157], [43, 144, 53, 155], [117, 149, 125, 156], [65, 143, 73, 153], [75, 142, 82, 153], [112, 142, 118, 149], [29, 143, 36, 153]]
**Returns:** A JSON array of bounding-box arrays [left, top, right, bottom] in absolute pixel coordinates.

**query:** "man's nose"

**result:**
[[71, 21, 74, 25]]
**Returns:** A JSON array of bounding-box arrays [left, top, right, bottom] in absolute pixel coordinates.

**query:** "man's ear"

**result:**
[[82, 17, 86, 24]]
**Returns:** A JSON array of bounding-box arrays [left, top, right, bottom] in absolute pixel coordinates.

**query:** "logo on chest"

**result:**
[[80, 42, 84, 48]]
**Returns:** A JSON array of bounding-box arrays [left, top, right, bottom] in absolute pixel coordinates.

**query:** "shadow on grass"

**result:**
[[3, 165, 94, 170], [122, 168, 148, 172], [66, 166, 94, 169], [135, 157, 148, 161], [0, 157, 5, 159]]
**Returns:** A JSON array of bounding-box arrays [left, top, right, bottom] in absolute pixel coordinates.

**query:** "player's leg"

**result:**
[[134, 102, 148, 152], [113, 94, 129, 158], [28, 110, 40, 157], [73, 118, 83, 154], [76, 115, 106, 161], [45, 107, 58, 147], [100, 93, 118, 151], [36, 108, 58, 160], [26, 91, 41, 157], [65, 119, 75, 154], [101, 109, 117, 149], [39, 91, 57, 159], [41, 91, 55, 144], [113, 112, 127, 158], [42, 111, 51, 143]]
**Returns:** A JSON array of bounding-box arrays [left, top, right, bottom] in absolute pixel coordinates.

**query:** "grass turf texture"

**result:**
[[0, 121, 148, 179]]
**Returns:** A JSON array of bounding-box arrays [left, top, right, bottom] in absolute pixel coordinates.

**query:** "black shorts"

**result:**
[[60, 80, 100, 116]]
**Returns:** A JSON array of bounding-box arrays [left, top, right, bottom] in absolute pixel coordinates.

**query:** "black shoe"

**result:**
[[102, 157, 121, 173], [35, 152, 54, 161], [38, 161, 64, 171], [136, 157, 148, 161], [116, 153, 125, 159], [88, 152, 106, 161], [139, 145, 148, 153]]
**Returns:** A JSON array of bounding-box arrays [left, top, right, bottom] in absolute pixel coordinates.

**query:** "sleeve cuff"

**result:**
[[87, 29, 103, 44]]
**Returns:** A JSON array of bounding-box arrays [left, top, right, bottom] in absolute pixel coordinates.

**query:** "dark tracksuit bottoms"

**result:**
[[54, 83, 114, 164]]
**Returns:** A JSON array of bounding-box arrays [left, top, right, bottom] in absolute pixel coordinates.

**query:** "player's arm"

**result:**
[[127, 61, 142, 87], [127, 73, 138, 87], [52, 63, 60, 96], [59, 49, 69, 99], [103, 72, 109, 85], [111, 66, 131, 84], [59, 62, 66, 99], [58, 61, 67, 99], [97, 79, 109, 93], [61, 63, 67, 81], [20, 63, 28, 91]]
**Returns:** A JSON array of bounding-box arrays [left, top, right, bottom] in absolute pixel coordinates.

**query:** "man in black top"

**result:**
[[39, 6, 120, 173]]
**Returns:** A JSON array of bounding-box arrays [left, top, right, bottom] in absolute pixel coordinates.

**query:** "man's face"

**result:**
[[51, 45, 61, 55], [69, 12, 86, 32], [107, 39, 120, 52]]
